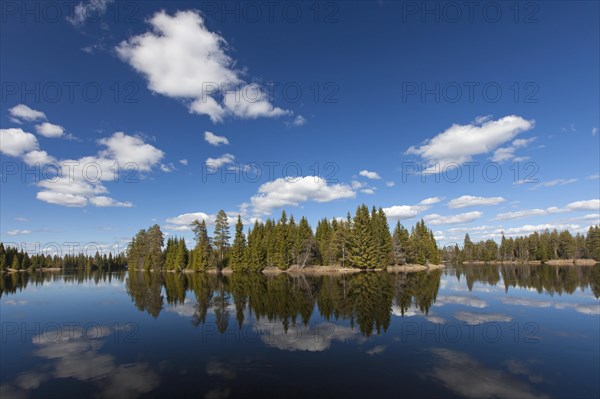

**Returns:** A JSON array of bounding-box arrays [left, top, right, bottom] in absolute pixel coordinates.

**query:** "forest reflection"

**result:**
[[450, 263, 600, 297], [2, 264, 598, 337], [126, 270, 442, 337]]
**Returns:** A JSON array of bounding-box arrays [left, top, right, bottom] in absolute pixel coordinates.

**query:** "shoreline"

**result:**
[[127, 264, 446, 274], [460, 259, 598, 266]]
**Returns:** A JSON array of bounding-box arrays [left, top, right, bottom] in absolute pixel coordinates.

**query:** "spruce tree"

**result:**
[[213, 210, 230, 268], [231, 215, 248, 271], [348, 205, 377, 269]]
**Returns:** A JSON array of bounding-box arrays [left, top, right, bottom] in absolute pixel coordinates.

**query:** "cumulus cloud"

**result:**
[[204, 131, 229, 146], [424, 211, 482, 225], [179, 159, 188, 165], [383, 197, 440, 220], [385, 181, 395, 187], [359, 170, 381, 180], [35, 122, 65, 138], [448, 195, 505, 209], [0, 128, 39, 157], [406, 115, 534, 173], [30, 132, 163, 208], [566, 199, 599, 211], [98, 132, 164, 171], [117, 10, 292, 123], [9, 104, 46, 123], [383, 205, 426, 220], [251, 176, 355, 216]]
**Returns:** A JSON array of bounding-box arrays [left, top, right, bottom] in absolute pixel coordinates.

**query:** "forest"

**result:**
[[443, 225, 600, 263], [0, 242, 127, 272], [2, 203, 598, 273], [126, 204, 441, 272]]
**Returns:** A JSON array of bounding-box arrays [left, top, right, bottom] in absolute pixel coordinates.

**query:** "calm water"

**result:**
[[1, 264, 599, 399]]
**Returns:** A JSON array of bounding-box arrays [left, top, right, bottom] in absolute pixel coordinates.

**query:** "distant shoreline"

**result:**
[[460, 259, 598, 266]]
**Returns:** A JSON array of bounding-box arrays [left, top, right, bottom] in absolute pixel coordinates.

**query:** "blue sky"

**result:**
[[1, 1, 598, 253]]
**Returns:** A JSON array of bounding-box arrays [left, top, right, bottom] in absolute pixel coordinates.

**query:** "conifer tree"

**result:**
[[392, 221, 410, 265], [213, 210, 230, 268], [231, 215, 248, 271], [348, 205, 377, 269]]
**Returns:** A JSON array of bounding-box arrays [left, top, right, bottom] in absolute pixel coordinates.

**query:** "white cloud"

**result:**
[[501, 223, 581, 236], [36, 191, 89, 207], [98, 132, 164, 171], [435, 295, 487, 308], [9, 104, 46, 122], [251, 176, 355, 216], [385, 181, 395, 187], [530, 178, 578, 190], [420, 197, 442, 205], [495, 209, 547, 220], [223, 84, 291, 119], [205, 153, 235, 169], [491, 137, 536, 163], [361, 188, 376, 195], [291, 115, 307, 126], [6, 230, 32, 236], [383, 205, 427, 219], [592, 127, 598, 136], [424, 211, 482, 225], [31, 132, 163, 208], [493, 200, 599, 220], [22, 150, 56, 166], [0, 128, 39, 157], [68, 0, 113, 26], [587, 174, 599, 180], [35, 122, 64, 138], [448, 195, 505, 209], [89, 196, 133, 208], [166, 212, 213, 229], [454, 311, 512, 325], [359, 170, 381, 180], [117, 10, 290, 123], [406, 115, 534, 173], [204, 131, 229, 146], [15, 217, 29, 222], [160, 163, 175, 172], [179, 159, 188, 165], [566, 199, 599, 211]]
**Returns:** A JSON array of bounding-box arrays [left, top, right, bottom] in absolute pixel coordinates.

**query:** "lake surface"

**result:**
[[1, 264, 599, 399]]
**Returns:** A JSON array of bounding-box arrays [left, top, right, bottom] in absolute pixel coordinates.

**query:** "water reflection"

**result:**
[[122, 270, 442, 337], [1, 326, 158, 399], [1, 264, 598, 398]]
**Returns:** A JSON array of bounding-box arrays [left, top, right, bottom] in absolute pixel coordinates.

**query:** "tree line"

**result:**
[[0, 242, 127, 272], [442, 226, 600, 263], [127, 205, 441, 272]]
